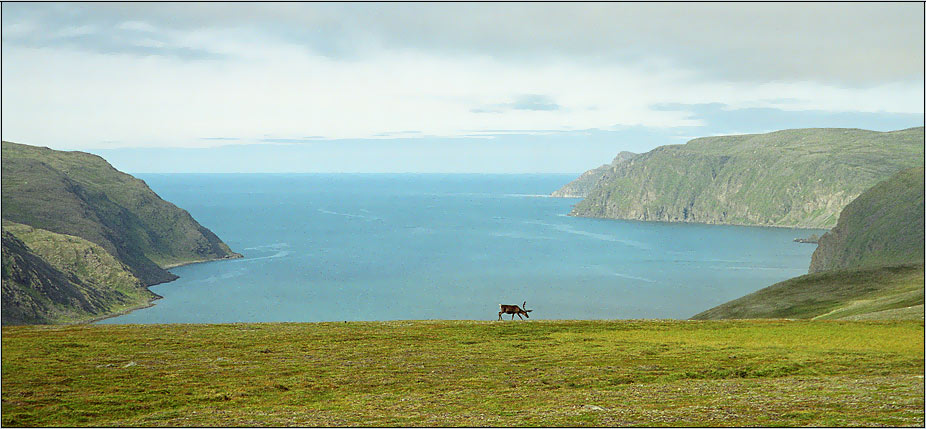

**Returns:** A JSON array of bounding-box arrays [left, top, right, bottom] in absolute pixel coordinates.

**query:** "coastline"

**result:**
[[558, 207, 834, 231], [162, 252, 243, 269], [81, 253, 244, 324], [78, 295, 162, 325]]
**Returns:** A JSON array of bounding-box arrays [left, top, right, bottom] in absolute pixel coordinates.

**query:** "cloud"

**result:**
[[472, 94, 562, 114], [511, 95, 560, 111], [117, 20, 158, 33], [0, 2, 922, 152], [3, 3, 923, 83]]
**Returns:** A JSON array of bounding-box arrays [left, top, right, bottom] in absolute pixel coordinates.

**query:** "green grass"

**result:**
[[693, 264, 924, 320], [2, 320, 923, 426]]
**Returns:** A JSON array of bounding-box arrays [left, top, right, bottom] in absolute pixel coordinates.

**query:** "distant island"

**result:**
[[554, 127, 924, 229], [1, 141, 241, 325]]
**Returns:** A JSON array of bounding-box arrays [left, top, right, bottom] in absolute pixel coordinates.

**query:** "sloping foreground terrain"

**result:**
[[693, 167, 924, 321], [564, 127, 924, 228], [1, 141, 241, 324], [691, 264, 923, 320], [2, 320, 923, 427]]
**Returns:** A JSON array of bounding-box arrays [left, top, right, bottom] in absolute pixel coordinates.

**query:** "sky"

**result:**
[[1, 2, 923, 173]]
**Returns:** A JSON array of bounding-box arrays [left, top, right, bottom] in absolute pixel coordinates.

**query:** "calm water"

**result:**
[[101, 174, 823, 323]]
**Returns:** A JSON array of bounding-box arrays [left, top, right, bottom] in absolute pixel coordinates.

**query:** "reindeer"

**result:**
[[498, 301, 533, 320]]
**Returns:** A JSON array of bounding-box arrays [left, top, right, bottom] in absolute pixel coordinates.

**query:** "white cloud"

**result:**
[[117, 20, 158, 33], [54, 25, 96, 38], [2, 31, 922, 150], [1, 6, 923, 150]]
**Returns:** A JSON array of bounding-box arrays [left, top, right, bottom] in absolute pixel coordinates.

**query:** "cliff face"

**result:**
[[692, 165, 925, 321], [809, 167, 925, 273], [1, 225, 157, 325], [551, 151, 637, 198], [1, 141, 241, 286], [568, 127, 924, 228]]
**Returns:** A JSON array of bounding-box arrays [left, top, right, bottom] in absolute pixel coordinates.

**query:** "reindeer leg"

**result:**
[[517, 313, 524, 320]]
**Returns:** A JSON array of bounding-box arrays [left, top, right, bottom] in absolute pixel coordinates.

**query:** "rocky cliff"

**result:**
[[809, 167, 925, 273], [567, 127, 924, 228], [1, 224, 158, 325], [551, 151, 637, 198]]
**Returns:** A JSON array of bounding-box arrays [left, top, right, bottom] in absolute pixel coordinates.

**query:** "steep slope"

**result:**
[[809, 167, 925, 272], [570, 127, 924, 228], [1, 224, 157, 325], [692, 166, 925, 320], [1, 141, 241, 286], [551, 151, 637, 198]]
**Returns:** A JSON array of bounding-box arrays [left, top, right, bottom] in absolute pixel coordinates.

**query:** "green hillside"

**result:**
[[551, 151, 637, 198], [691, 264, 923, 320], [1, 223, 157, 325], [692, 166, 925, 321], [2, 320, 922, 427], [569, 127, 924, 228], [810, 167, 925, 273], [1, 141, 240, 286]]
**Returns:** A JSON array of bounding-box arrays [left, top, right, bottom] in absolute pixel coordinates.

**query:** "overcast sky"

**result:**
[[1, 2, 923, 173]]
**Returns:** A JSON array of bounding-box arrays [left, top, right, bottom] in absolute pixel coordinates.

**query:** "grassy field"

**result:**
[[2, 320, 923, 427]]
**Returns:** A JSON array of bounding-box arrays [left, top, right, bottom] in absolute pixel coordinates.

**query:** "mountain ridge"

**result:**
[[561, 127, 924, 228]]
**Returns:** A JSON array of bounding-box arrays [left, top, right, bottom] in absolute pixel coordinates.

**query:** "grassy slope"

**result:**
[[551, 152, 638, 198], [1, 141, 240, 286], [691, 264, 924, 320], [1, 320, 922, 427], [694, 165, 925, 321], [571, 127, 924, 228], [1, 222, 157, 325], [810, 167, 925, 273]]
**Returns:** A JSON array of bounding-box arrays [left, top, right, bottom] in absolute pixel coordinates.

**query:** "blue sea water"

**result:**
[[100, 174, 824, 324]]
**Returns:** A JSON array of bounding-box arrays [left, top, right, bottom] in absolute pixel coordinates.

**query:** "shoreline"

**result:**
[[162, 252, 243, 270], [82, 253, 244, 324], [561, 210, 834, 231]]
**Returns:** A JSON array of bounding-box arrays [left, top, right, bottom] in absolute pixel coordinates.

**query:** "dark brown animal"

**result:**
[[498, 301, 532, 320]]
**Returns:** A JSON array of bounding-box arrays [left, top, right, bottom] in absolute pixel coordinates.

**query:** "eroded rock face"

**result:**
[[564, 127, 924, 228]]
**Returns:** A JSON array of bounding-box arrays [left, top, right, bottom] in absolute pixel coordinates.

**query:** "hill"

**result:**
[[1, 223, 157, 325], [566, 127, 924, 228], [2, 320, 922, 427], [551, 151, 637, 198], [1, 141, 240, 286], [691, 264, 923, 320], [809, 167, 925, 272], [692, 166, 924, 321]]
